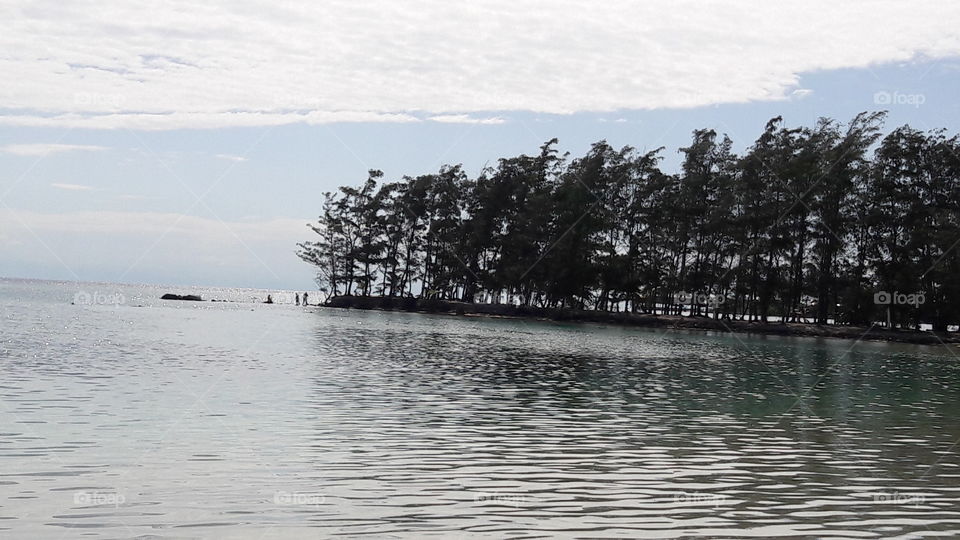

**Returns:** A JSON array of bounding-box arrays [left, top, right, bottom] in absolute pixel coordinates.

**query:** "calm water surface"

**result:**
[[2, 278, 960, 538]]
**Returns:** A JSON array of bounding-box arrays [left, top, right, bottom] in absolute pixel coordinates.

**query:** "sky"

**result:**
[[1, 0, 959, 290]]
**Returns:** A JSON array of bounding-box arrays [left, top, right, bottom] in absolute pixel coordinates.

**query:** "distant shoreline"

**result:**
[[324, 295, 960, 346]]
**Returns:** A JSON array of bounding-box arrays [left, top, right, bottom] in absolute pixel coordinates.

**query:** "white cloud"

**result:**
[[1, 143, 108, 156], [0, 0, 958, 130], [428, 114, 506, 125], [0, 208, 312, 286], [215, 153, 248, 162], [51, 182, 96, 191], [0, 208, 303, 240], [0, 111, 419, 130]]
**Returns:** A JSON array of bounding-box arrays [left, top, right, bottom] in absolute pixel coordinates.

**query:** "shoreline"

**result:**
[[324, 295, 960, 346]]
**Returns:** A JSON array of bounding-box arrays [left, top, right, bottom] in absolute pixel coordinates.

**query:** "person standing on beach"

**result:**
[[303, 292, 308, 306], [295, 293, 300, 306]]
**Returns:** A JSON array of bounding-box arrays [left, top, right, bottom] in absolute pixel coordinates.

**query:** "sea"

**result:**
[[2, 277, 959, 538]]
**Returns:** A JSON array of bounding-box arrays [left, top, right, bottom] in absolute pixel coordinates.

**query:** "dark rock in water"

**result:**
[[161, 293, 203, 301]]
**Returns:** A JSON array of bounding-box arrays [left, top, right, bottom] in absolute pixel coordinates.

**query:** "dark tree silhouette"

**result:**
[[299, 113, 960, 330]]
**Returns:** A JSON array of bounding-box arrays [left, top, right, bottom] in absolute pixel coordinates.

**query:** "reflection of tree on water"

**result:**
[[296, 309, 960, 535]]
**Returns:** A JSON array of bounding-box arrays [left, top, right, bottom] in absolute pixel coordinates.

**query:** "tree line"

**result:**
[[298, 112, 960, 330]]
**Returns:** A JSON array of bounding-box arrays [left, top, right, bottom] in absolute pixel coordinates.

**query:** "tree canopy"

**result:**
[[299, 113, 960, 330]]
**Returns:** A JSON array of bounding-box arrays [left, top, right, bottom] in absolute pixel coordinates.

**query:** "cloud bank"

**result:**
[[1, 144, 108, 156], [1, 0, 958, 130], [50, 182, 96, 191], [0, 209, 311, 287]]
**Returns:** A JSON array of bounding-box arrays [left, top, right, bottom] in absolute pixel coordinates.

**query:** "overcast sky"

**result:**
[[1, 0, 959, 289]]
